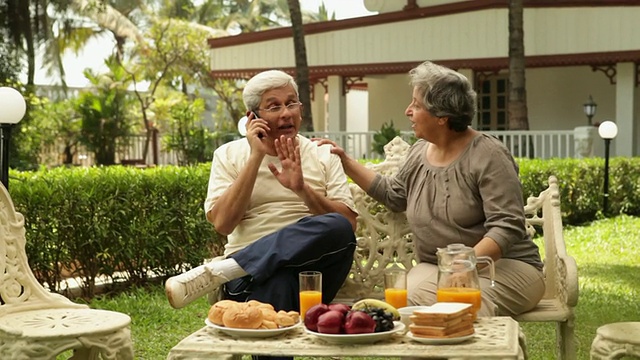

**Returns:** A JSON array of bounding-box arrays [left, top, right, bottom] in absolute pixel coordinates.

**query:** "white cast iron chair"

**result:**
[[0, 183, 134, 359]]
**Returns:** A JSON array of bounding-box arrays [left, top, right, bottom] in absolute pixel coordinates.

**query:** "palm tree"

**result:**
[[70, 0, 146, 59], [0, 27, 20, 83], [1, 0, 46, 86], [286, 0, 313, 131], [209, 0, 289, 33], [0, 0, 146, 87], [507, 0, 529, 131]]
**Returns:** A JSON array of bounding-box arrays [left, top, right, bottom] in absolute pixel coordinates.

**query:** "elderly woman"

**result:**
[[317, 61, 544, 317]]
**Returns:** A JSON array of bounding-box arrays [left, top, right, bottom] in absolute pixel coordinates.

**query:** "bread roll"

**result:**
[[260, 308, 278, 322], [275, 310, 295, 327], [257, 303, 275, 311], [208, 300, 239, 326], [247, 300, 264, 307], [223, 304, 263, 329], [286, 311, 300, 324], [260, 319, 278, 329]]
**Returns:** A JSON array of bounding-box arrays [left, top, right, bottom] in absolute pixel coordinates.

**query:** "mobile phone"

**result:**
[[250, 111, 264, 138]]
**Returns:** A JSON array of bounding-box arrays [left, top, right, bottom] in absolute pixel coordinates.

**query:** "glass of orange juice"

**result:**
[[299, 271, 322, 320], [436, 287, 482, 320], [384, 266, 407, 309]]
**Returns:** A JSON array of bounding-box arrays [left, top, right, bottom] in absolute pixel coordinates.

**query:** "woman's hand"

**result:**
[[312, 138, 348, 162]]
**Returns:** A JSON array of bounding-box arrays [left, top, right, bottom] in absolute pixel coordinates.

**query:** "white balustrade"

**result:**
[[38, 129, 577, 167]]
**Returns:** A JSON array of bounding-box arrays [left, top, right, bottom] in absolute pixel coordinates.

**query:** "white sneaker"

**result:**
[[165, 263, 229, 309]]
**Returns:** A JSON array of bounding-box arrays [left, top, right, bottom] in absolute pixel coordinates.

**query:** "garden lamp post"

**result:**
[[583, 95, 597, 126], [598, 120, 618, 215], [0, 87, 26, 190]]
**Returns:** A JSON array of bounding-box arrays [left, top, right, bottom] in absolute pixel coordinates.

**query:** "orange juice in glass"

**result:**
[[299, 290, 322, 320], [299, 271, 322, 320], [384, 288, 408, 309], [384, 265, 407, 309], [436, 287, 482, 320]]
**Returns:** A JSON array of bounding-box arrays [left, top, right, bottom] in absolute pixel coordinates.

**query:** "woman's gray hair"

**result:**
[[243, 70, 299, 111], [409, 61, 477, 132]]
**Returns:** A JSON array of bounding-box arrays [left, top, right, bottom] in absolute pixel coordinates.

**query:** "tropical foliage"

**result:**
[[162, 96, 217, 165], [372, 121, 402, 156], [1, 0, 334, 169], [76, 57, 136, 165]]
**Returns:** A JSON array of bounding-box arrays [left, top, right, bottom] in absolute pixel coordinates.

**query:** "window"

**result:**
[[476, 73, 509, 131]]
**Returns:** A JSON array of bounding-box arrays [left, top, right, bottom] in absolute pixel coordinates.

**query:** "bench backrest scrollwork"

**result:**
[[0, 184, 85, 318]]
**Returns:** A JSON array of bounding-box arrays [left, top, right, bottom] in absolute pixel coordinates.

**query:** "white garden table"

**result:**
[[167, 316, 523, 359]]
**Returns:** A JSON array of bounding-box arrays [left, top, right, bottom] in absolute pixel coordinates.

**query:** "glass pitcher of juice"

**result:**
[[435, 243, 495, 320]]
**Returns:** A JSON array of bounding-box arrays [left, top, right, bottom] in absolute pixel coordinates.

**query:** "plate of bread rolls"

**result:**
[[206, 299, 301, 338]]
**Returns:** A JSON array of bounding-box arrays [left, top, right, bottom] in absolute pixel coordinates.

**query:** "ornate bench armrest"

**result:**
[[555, 254, 579, 307]]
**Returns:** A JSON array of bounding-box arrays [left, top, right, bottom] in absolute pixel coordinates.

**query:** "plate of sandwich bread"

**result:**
[[206, 299, 301, 338], [406, 302, 476, 345]]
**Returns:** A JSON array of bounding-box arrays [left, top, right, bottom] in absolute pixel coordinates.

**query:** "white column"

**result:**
[[310, 82, 326, 132], [327, 75, 346, 132], [615, 62, 637, 156]]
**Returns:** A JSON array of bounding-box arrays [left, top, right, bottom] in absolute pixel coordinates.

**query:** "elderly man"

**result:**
[[203, 70, 357, 342]]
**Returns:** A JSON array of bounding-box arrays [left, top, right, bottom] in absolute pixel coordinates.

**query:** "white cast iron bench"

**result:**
[[0, 183, 134, 359], [166, 136, 578, 360]]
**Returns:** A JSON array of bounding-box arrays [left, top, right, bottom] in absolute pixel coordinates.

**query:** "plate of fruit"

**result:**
[[303, 299, 405, 344]]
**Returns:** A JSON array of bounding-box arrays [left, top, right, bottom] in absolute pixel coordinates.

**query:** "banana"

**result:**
[[351, 298, 400, 320]]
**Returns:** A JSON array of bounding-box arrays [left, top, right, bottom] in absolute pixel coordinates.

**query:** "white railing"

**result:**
[[483, 130, 576, 159], [39, 130, 577, 167], [301, 130, 576, 160]]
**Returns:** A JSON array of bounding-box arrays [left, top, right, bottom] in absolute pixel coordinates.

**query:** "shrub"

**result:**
[[372, 121, 401, 156], [10, 164, 222, 298], [8, 155, 640, 299], [517, 157, 640, 224]]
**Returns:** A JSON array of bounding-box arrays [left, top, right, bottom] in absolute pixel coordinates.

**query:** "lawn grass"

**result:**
[[90, 215, 640, 359]]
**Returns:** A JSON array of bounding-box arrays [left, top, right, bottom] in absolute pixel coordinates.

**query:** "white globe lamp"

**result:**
[[597, 120, 618, 140], [597, 120, 618, 215], [0, 87, 27, 190]]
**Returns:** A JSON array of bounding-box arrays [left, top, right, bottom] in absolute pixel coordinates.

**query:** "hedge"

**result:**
[[10, 164, 221, 299], [8, 156, 639, 299]]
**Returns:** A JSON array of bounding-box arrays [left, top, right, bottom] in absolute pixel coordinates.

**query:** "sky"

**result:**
[[25, 0, 376, 87]]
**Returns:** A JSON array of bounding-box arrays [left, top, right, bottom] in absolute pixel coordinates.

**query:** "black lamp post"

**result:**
[[583, 95, 597, 126], [598, 120, 618, 215], [0, 87, 27, 190]]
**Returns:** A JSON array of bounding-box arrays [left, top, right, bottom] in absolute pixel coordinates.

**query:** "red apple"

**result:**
[[344, 310, 376, 334], [316, 310, 345, 334], [304, 304, 329, 331], [328, 303, 351, 315]]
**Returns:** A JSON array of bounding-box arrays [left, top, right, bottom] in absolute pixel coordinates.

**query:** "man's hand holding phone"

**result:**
[[250, 111, 264, 139], [246, 111, 269, 148]]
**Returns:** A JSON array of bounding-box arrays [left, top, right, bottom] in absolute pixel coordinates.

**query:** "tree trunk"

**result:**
[[286, 0, 314, 131], [17, 0, 36, 85], [508, 0, 529, 131]]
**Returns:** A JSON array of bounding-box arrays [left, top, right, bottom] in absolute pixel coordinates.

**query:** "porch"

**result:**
[[300, 129, 582, 160], [48, 128, 600, 167]]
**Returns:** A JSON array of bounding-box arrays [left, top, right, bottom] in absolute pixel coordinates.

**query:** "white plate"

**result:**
[[205, 318, 302, 338], [305, 321, 405, 344], [406, 331, 474, 344]]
